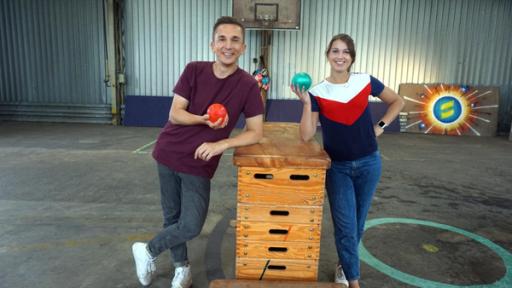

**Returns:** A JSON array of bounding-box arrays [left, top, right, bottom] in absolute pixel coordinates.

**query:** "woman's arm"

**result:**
[[374, 87, 405, 136]]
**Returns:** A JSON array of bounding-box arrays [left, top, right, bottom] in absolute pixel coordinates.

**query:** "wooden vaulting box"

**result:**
[[233, 122, 330, 281]]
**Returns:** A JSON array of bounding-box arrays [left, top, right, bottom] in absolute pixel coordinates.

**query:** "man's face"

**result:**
[[210, 24, 246, 67]]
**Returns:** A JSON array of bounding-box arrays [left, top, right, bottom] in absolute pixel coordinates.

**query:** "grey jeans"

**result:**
[[147, 163, 210, 267]]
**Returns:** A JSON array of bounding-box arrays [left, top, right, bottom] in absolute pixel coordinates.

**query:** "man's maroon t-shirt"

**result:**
[[152, 61, 264, 179]]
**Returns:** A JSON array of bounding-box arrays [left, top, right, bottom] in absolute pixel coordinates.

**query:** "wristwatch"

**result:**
[[378, 120, 387, 129]]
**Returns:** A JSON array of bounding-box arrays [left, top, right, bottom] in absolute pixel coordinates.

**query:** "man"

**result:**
[[131, 16, 264, 288]]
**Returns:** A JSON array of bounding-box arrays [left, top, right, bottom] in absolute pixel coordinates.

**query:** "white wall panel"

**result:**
[[124, 0, 261, 97], [270, 0, 511, 102], [1, 0, 510, 126], [0, 0, 108, 105], [0, 0, 110, 123], [262, 0, 511, 129]]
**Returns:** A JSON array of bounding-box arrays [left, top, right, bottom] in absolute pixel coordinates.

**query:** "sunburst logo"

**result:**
[[432, 96, 462, 123], [403, 84, 498, 136]]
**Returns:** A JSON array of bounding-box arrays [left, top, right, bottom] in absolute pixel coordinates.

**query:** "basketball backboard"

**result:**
[[232, 0, 301, 30]]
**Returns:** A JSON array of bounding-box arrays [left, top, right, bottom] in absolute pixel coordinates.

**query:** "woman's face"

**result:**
[[327, 39, 353, 73]]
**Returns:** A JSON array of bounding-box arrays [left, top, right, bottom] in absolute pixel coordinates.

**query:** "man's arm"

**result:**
[[169, 94, 207, 125], [194, 114, 264, 161], [169, 94, 227, 128]]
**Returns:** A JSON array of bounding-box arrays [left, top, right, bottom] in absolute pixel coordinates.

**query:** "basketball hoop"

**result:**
[[232, 0, 301, 30], [255, 3, 278, 28], [256, 14, 276, 27]]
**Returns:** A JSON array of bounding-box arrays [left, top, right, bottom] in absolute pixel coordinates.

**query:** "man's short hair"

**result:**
[[212, 16, 245, 42]]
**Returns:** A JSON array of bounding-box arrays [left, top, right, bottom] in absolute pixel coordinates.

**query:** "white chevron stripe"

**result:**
[[310, 73, 371, 103]]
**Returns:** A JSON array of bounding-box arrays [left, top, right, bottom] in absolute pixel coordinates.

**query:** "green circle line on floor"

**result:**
[[359, 217, 512, 288]]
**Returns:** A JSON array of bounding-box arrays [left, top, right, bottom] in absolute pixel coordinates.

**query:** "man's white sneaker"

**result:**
[[171, 265, 192, 288], [335, 264, 349, 286], [132, 242, 156, 286]]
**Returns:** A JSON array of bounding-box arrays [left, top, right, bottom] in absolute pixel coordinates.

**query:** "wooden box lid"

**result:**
[[233, 123, 330, 169], [209, 279, 345, 287]]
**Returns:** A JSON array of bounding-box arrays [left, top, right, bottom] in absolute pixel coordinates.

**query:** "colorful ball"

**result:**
[[291, 72, 312, 91], [207, 103, 227, 123]]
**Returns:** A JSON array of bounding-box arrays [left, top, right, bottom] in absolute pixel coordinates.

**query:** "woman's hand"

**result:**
[[374, 125, 384, 137], [290, 85, 311, 105]]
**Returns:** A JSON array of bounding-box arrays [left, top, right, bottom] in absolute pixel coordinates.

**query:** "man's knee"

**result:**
[[179, 221, 204, 239]]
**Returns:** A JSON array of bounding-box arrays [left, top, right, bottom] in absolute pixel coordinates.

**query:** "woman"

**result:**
[[291, 34, 404, 287]]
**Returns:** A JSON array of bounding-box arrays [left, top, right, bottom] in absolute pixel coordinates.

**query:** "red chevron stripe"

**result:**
[[314, 83, 371, 125]]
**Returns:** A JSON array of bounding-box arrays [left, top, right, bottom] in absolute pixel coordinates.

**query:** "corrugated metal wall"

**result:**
[[0, 0, 110, 123], [1, 0, 511, 129], [272, 0, 512, 100], [124, 0, 261, 97], [124, 0, 511, 131]]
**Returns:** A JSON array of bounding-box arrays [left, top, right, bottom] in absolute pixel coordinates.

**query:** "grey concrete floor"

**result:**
[[0, 121, 511, 288]]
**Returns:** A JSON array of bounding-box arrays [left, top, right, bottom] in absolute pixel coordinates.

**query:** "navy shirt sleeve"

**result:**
[[309, 91, 320, 112], [370, 75, 385, 96]]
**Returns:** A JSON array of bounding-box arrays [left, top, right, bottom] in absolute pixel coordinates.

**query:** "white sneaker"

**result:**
[[132, 242, 156, 286], [171, 265, 192, 288], [335, 264, 349, 286]]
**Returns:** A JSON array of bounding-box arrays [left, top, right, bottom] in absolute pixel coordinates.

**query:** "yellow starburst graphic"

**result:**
[[403, 84, 498, 136]]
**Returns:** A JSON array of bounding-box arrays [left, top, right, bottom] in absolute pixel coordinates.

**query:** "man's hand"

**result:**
[[205, 113, 229, 130], [194, 141, 229, 161], [195, 114, 263, 161]]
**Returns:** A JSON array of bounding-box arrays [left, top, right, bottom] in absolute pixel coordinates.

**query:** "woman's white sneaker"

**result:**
[[335, 264, 349, 286]]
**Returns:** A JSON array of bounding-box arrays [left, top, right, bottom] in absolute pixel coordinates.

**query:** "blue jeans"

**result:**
[[147, 163, 210, 267], [326, 151, 381, 281]]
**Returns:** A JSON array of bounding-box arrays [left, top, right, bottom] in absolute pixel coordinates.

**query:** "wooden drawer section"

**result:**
[[238, 167, 325, 189], [210, 279, 344, 288], [239, 167, 325, 184], [238, 167, 325, 205], [237, 221, 321, 242], [236, 258, 318, 281], [237, 204, 323, 224], [238, 188, 324, 206], [238, 167, 325, 206], [237, 240, 320, 260]]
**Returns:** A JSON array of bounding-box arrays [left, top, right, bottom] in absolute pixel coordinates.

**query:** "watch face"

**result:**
[[378, 121, 386, 128]]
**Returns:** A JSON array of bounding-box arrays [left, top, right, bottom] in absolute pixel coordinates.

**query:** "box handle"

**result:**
[[268, 247, 288, 252], [267, 265, 287, 270], [270, 210, 289, 216], [268, 229, 288, 234], [290, 174, 310, 181], [254, 173, 273, 179]]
